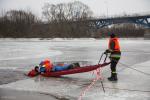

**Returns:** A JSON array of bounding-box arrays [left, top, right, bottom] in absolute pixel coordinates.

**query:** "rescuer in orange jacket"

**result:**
[[104, 33, 121, 81]]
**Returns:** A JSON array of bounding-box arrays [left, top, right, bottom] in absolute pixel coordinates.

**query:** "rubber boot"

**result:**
[[108, 73, 118, 81], [73, 63, 80, 67], [108, 73, 113, 80], [68, 63, 80, 69]]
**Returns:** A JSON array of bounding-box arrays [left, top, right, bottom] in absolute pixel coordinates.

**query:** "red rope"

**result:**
[[78, 67, 102, 100]]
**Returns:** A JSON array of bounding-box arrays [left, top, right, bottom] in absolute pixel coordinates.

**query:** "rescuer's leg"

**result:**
[[108, 58, 119, 81]]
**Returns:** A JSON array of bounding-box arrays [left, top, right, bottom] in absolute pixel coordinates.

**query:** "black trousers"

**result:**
[[110, 58, 120, 73]]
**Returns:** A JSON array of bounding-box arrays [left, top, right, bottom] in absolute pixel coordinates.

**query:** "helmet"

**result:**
[[44, 58, 52, 64], [110, 33, 116, 38]]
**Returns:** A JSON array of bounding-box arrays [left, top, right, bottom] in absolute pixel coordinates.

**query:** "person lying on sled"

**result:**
[[34, 59, 80, 73]]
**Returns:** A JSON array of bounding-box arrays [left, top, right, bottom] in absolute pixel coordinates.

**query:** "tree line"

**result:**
[[0, 1, 145, 38]]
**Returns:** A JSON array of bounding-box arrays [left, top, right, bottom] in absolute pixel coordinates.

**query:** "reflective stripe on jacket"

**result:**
[[108, 37, 121, 59], [110, 53, 121, 58]]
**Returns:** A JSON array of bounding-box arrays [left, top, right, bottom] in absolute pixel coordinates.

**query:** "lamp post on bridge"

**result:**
[[104, 0, 109, 18]]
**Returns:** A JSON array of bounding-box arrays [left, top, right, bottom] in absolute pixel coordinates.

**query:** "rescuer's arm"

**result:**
[[105, 41, 115, 54]]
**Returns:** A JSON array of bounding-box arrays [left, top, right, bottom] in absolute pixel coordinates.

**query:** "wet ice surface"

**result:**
[[0, 38, 150, 100]]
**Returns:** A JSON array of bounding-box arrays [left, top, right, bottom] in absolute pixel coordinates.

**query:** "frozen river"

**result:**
[[0, 38, 150, 100]]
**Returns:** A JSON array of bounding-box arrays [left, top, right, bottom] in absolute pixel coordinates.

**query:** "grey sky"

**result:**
[[0, 0, 150, 18]]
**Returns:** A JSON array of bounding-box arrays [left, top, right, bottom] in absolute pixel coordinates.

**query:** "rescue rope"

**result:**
[[122, 50, 150, 54], [118, 62, 150, 76], [106, 52, 150, 76], [78, 67, 104, 100], [104, 87, 150, 93]]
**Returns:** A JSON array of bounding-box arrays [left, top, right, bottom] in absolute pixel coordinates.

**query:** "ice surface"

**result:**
[[0, 38, 150, 100]]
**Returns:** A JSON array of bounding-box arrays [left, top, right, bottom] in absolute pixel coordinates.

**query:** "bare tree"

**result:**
[[42, 1, 93, 37], [0, 10, 38, 37]]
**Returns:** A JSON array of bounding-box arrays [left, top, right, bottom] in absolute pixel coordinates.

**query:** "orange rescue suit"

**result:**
[[43, 60, 53, 72]]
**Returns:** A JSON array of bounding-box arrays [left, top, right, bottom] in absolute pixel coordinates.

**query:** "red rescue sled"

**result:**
[[27, 63, 110, 77], [27, 53, 110, 77], [41, 62, 110, 77]]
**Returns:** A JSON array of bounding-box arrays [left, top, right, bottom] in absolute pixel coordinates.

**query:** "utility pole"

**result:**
[[104, 0, 108, 18]]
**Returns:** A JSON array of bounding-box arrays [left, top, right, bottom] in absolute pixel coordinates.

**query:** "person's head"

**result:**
[[45, 59, 50, 63], [44, 58, 53, 67], [109, 33, 116, 38], [39, 58, 51, 66]]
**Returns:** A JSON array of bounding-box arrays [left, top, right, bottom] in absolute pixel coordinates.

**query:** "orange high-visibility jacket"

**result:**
[[108, 37, 120, 52]]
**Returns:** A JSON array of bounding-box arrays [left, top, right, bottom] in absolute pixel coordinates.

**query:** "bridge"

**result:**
[[86, 14, 150, 29]]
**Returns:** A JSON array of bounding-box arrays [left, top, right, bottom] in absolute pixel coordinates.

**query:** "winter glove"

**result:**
[[104, 49, 110, 54]]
